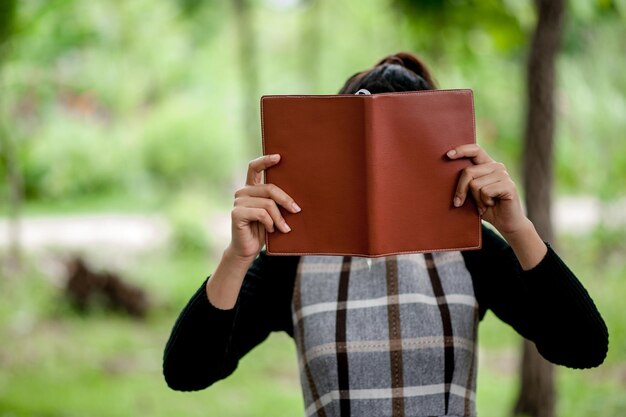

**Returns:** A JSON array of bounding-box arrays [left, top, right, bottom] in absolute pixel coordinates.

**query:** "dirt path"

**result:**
[[0, 196, 624, 254]]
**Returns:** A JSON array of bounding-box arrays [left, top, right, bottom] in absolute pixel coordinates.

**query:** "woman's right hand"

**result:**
[[227, 153, 302, 262]]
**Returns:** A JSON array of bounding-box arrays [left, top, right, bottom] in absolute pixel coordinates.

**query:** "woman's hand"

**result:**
[[207, 154, 300, 309], [228, 153, 301, 261], [446, 143, 548, 270], [446, 144, 527, 235]]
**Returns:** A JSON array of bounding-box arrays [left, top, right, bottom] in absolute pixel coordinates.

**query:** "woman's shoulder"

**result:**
[[460, 222, 513, 266], [254, 249, 301, 276], [241, 249, 301, 295]]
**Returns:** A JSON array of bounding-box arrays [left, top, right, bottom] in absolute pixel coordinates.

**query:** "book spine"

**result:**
[[364, 98, 379, 255]]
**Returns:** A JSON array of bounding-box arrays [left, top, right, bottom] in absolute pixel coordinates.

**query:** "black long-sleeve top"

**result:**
[[162, 225, 609, 392]]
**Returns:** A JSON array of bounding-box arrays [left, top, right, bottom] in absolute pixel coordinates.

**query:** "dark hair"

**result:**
[[338, 52, 437, 94]]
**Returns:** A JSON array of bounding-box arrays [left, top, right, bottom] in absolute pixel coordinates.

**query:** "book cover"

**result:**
[[260, 89, 481, 257]]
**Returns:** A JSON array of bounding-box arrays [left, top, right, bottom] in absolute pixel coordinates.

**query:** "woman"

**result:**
[[162, 52, 609, 417]]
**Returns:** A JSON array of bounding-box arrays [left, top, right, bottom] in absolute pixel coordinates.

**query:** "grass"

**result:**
[[0, 250, 302, 417], [1, 226, 625, 417]]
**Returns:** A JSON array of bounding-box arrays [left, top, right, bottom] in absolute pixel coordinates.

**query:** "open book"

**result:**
[[260, 89, 481, 257]]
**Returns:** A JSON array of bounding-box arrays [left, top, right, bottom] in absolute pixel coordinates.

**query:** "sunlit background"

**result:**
[[0, 0, 625, 416]]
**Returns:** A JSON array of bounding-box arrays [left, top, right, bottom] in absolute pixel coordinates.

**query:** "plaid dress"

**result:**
[[292, 251, 479, 417]]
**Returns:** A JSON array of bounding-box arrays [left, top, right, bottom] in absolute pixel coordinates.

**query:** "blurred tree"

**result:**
[[392, 1, 564, 417], [174, 0, 228, 42], [299, 0, 322, 93], [177, 0, 206, 15], [234, 0, 260, 156], [0, 1, 17, 45], [0, 0, 22, 273], [516, 0, 565, 415], [392, 0, 528, 65]]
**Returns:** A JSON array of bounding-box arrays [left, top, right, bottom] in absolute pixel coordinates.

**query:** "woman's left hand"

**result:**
[[446, 144, 528, 236]]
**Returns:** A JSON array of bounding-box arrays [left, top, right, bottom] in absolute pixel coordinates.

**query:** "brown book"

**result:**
[[260, 89, 481, 257]]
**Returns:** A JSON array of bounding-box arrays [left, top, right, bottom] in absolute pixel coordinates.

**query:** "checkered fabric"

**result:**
[[291, 251, 479, 417]]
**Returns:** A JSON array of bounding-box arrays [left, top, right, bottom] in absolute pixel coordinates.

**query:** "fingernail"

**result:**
[[447, 150, 457, 157], [284, 223, 291, 232], [292, 202, 302, 212], [453, 196, 461, 207], [270, 154, 280, 161]]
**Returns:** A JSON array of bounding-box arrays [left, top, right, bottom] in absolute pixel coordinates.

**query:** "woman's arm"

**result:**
[[162, 153, 302, 391], [162, 249, 299, 391], [448, 143, 608, 368], [205, 153, 301, 310], [463, 225, 609, 369]]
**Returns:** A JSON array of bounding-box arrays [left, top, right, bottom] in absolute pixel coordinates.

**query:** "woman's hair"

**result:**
[[338, 52, 437, 94]]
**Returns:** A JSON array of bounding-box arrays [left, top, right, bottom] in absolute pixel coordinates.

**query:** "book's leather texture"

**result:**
[[261, 89, 482, 257]]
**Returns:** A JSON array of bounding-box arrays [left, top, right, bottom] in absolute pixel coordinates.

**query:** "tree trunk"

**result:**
[[233, 0, 260, 156], [515, 0, 565, 416]]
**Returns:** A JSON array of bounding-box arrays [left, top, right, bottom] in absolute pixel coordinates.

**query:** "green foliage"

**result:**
[[0, 0, 625, 211], [0, 0, 17, 47], [142, 95, 238, 187], [392, 0, 529, 59], [0, 0, 244, 209], [556, 18, 626, 199], [164, 188, 215, 254], [20, 112, 134, 199]]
